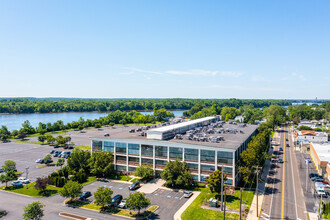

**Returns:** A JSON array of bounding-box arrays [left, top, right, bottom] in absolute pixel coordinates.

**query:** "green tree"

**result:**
[[2, 160, 16, 172], [34, 177, 50, 194], [206, 170, 227, 195], [126, 192, 150, 215], [59, 181, 83, 202], [0, 170, 18, 188], [43, 154, 52, 162], [263, 105, 286, 130], [161, 159, 193, 187], [67, 148, 91, 172], [23, 201, 44, 220], [38, 135, 46, 144], [94, 186, 113, 209], [46, 135, 55, 145], [135, 165, 154, 181], [56, 135, 66, 145], [88, 151, 114, 178], [56, 158, 65, 168]]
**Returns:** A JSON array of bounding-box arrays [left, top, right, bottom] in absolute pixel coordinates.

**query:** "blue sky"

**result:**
[[0, 0, 329, 99]]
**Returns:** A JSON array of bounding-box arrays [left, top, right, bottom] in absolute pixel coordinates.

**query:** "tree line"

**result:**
[[0, 98, 292, 114]]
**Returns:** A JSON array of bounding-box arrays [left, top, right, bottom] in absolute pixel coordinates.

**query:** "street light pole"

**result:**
[[25, 167, 29, 179]]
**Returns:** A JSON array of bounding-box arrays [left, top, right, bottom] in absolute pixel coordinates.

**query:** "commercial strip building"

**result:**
[[309, 142, 330, 179], [90, 116, 258, 186], [296, 130, 329, 143]]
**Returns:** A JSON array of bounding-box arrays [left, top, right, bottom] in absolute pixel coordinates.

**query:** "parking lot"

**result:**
[[83, 180, 188, 219], [0, 142, 65, 184]]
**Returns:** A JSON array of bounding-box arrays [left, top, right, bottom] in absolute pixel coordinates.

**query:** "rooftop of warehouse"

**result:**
[[311, 143, 330, 162]]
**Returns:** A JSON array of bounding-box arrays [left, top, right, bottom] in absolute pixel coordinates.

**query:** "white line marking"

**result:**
[[289, 128, 299, 220], [262, 213, 270, 217]]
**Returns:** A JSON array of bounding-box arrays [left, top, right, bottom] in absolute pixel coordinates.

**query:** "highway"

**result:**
[[260, 125, 306, 220]]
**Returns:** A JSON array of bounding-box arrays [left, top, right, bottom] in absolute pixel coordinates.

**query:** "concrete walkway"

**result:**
[[174, 191, 201, 220], [137, 178, 166, 194]]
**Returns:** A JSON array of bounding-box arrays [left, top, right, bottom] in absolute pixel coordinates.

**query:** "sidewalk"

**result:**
[[137, 178, 166, 194], [174, 191, 201, 220], [246, 145, 273, 220]]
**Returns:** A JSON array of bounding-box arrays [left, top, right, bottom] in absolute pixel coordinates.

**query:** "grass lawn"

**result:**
[[0, 182, 59, 197], [108, 174, 132, 182], [74, 145, 90, 150], [130, 178, 140, 183], [82, 176, 97, 186], [67, 200, 158, 218], [181, 187, 254, 220], [12, 139, 44, 145]]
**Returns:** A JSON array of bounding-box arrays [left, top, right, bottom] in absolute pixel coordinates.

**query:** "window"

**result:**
[[116, 142, 127, 154], [116, 165, 127, 171], [187, 163, 198, 170], [155, 160, 167, 166], [92, 140, 102, 152], [128, 143, 139, 155], [201, 164, 215, 172], [155, 146, 168, 158], [218, 166, 233, 174], [141, 158, 153, 165], [128, 167, 136, 172], [104, 141, 114, 152], [128, 157, 139, 162], [141, 144, 153, 157], [193, 175, 199, 181], [217, 151, 233, 164], [184, 148, 198, 162], [200, 150, 215, 163], [169, 147, 183, 159], [116, 155, 126, 162]]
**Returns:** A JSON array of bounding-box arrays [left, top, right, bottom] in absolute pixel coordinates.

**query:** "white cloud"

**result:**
[[122, 67, 243, 77]]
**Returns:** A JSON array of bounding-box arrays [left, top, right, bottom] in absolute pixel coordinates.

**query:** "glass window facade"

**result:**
[[116, 155, 126, 162], [141, 158, 153, 165], [169, 147, 183, 159], [193, 175, 199, 181], [116, 165, 127, 171], [217, 151, 233, 164], [223, 167, 233, 174], [141, 144, 153, 157], [187, 163, 198, 170], [104, 141, 114, 152], [116, 142, 127, 154], [200, 150, 215, 163], [128, 166, 136, 172], [155, 160, 167, 166], [200, 175, 208, 182], [92, 140, 102, 152], [201, 164, 215, 172], [184, 148, 198, 162], [128, 143, 139, 155], [155, 146, 168, 158]]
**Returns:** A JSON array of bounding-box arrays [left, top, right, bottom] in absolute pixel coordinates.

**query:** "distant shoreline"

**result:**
[[0, 109, 187, 116]]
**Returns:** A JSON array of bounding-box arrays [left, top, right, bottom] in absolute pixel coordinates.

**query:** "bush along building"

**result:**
[[91, 116, 258, 186]]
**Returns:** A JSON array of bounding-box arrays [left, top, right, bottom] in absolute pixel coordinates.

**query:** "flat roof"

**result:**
[[148, 116, 218, 133], [90, 121, 258, 150], [311, 143, 330, 162]]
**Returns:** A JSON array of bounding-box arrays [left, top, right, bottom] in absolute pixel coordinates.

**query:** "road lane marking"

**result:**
[[281, 125, 286, 220], [289, 127, 299, 220], [262, 213, 270, 217]]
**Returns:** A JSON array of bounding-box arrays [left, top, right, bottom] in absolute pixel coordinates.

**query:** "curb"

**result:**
[[59, 212, 95, 220], [174, 191, 201, 220]]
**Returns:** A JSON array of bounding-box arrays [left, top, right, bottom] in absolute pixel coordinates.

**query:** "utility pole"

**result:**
[[253, 166, 262, 217], [223, 186, 226, 220], [25, 167, 29, 179], [240, 187, 243, 220], [305, 159, 309, 192], [221, 165, 224, 211]]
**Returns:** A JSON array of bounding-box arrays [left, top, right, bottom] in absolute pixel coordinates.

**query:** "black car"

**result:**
[[129, 182, 140, 190], [109, 195, 123, 207], [54, 152, 59, 157], [53, 145, 60, 148], [50, 150, 55, 154], [80, 191, 92, 200], [68, 146, 74, 149], [44, 159, 53, 164], [309, 173, 319, 178]]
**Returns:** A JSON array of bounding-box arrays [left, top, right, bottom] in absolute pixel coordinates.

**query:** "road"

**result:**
[[260, 125, 306, 220]]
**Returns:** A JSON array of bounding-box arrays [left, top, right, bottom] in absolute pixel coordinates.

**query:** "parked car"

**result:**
[[54, 152, 59, 157], [184, 191, 193, 198], [18, 177, 30, 184], [129, 182, 140, 190], [278, 158, 283, 163], [0, 168, 3, 173], [12, 181, 23, 188], [104, 133, 110, 137], [118, 199, 126, 209], [109, 195, 123, 207], [279, 147, 283, 151], [68, 146, 74, 149], [44, 159, 53, 164], [79, 191, 92, 200], [53, 145, 60, 148], [309, 173, 319, 178], [50, 150, 55, 154], [286, 144, 290, 147], [286, 138, 288, 141], [35, 159, 43, 163], [63, 145, 69, 149], [312, 177, 324, 182]]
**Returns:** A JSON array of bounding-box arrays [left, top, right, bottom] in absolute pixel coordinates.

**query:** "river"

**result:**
[[0, 110, 185, 131]]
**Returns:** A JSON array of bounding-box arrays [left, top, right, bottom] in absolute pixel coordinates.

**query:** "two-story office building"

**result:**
[[91, 116, 258, 186]]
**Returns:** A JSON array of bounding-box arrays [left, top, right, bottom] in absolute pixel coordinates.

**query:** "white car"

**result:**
[[35, 159, 42, 163], [18, 177, 30, 184], [118, 199, 126, 209]]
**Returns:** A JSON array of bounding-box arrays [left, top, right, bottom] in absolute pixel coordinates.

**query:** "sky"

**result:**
[[0, 0, 329, 99]]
